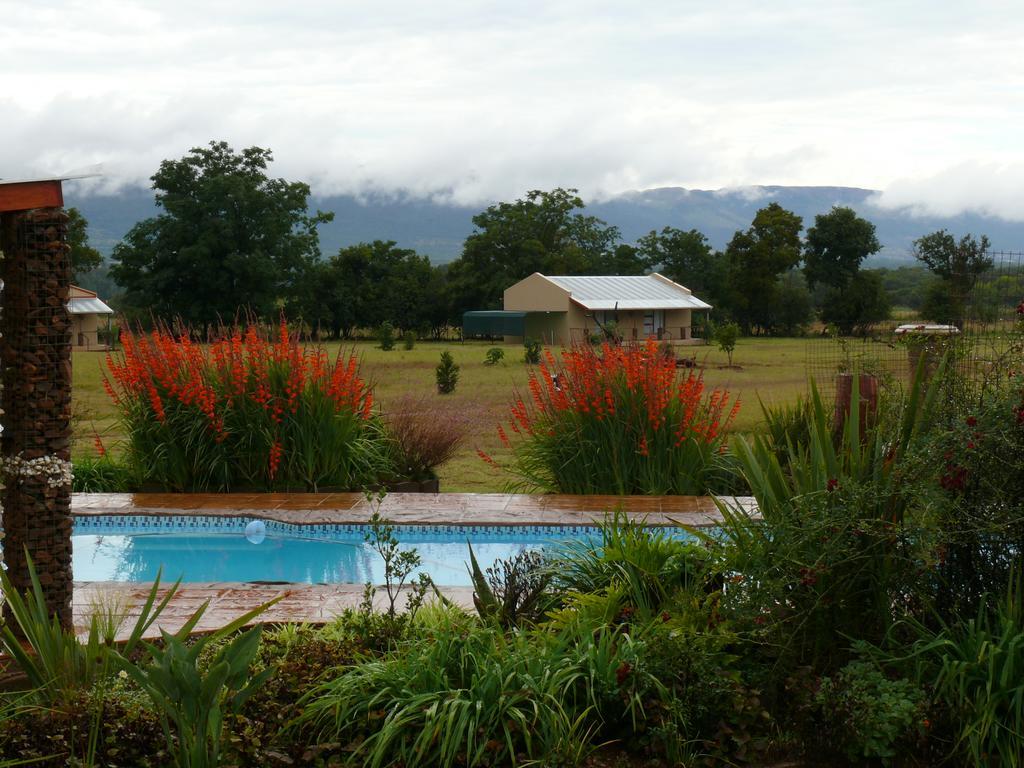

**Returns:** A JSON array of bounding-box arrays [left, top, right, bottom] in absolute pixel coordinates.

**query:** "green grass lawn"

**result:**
[[72, 337, 828, 492]]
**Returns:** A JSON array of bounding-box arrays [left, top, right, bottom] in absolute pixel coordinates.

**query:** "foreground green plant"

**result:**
[[467, 544, 551, 628], [361, 503, 432, 623], [0, 556, 180, 705], [299, 621, 576, 767], [551, 511, 717, 618], [706, 362, 949, 676], [297, 611, 690, 768], [875, 582, 1024, 767], [118, 600, 279, 768], [71, 454, 140, 492], [812, 660, 925, 762]]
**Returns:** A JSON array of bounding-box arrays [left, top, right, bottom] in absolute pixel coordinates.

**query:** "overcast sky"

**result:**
[[2, 0, 1022, 217]]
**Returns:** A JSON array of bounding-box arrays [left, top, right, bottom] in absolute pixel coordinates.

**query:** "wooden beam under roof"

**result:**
[[0, 179, 64, 213]]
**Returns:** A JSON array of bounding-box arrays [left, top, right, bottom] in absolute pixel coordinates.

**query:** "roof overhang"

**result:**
[[572, 298, 713, 311], [68, 297, 114, 315]]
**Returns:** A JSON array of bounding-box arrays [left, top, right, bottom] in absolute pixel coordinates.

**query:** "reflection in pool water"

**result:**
[[73, 530, 564, 587], [70, 518, 696, 587]]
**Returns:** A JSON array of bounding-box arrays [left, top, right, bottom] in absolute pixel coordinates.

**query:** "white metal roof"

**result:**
[[544, 274, 712, 311], [67, 297, 114, 315]]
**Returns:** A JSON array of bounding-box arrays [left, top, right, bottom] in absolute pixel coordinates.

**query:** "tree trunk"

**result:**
[[0, 208, 74, 630]]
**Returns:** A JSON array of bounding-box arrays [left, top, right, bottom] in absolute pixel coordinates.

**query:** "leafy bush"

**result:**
[[921, 371, 1024, 618], [523, 337, 542, 364], [107, 319, 393, 491], [72, 455, 139, 492], [384, 394, 466, 481], [488, 341, 741, 494], [299, 611, 691, 767], [483, 346, 504, 365], [642, 619, 774, 763], [0, 685, 165, 767], [709, 367, 950, 676], [877, 583, 1024, 767], [402, 330, 415, 350], [550, 512, 718, 618], [467, 545, 552, 628], [811, 661, 925, 762], [377, 321, 395, 350], [298, 620, 594, 767], [757, 394, 814, 466], [435, 350, 459, 394], [0, 559, 181, 705], [119, 601, 277, 768]]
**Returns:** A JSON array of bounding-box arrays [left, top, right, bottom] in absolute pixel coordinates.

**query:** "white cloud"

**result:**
[[872, 161, 1024, 221], [0, 0, 1022, 211]]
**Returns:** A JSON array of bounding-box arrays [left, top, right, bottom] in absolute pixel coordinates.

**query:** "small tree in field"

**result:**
[[436, 351, 460, 394], [714, 322, 740, 366], [523, 339, 542, 365], [378, 321, 396, 351]]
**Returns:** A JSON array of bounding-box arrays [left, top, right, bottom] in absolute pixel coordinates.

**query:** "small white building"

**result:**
[[68, 285, 114, 350], [490, 273, 712, 345]]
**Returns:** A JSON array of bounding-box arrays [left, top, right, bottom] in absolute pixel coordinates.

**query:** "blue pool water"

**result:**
[[72, 516, 695, 587]]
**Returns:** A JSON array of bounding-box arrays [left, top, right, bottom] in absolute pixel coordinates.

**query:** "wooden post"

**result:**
[[834, 372, 879, 438]]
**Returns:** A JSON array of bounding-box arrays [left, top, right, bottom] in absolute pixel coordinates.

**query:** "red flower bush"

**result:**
[[487, 340, 741, 494], [106, 318, 388, 491]]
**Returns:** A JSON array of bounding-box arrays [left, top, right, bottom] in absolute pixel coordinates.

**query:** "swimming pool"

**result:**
[[72, 516, 696, 587]]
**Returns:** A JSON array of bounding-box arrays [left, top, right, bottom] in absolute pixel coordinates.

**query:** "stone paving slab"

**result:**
[[72, 492, 756, 527], [74, 582, 476, 641]]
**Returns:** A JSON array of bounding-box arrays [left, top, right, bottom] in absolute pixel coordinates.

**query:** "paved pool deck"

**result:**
[[68, 492, 757, 640], [72, 491, 756, 527]]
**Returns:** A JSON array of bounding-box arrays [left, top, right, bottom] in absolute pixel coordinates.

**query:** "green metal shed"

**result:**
[[462, 310, 528, 337]]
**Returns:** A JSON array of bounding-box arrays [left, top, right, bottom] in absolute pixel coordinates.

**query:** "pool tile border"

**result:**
[[74, 515, 656, 541]]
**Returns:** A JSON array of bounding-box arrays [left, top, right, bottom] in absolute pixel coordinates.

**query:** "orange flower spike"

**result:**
[[497, 424, 511, 448], [230, 331, 246, 396], [528, 375, 546, 411], [268, 439, 283, 480], [93, 432, 106, 457], [101, 375, 120, 405], [477, 449, 498, 467], [728, 396, 742, 426]]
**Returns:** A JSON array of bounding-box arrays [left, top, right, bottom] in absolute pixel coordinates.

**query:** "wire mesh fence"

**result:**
[[806, 251, 1024, 398]]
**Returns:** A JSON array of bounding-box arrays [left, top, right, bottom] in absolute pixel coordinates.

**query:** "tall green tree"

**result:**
[[593, 243, 650, 275], [67, 207, 104, 283], [821, 270, 891, 335], [448, 188, 620, 314], [722, 203, 804, 334], [803, 206, 881, 290], [111, 141, 331, 329], [331, 240, 436, 336], [636, 226, 718, 296], [286, 259, 341, 339], [912, 230, 993, 326]]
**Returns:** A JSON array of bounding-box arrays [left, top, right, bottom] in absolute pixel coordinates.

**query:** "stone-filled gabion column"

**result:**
[[0, 208, 74, 629]]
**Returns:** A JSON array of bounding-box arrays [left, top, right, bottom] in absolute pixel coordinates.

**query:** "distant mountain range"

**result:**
[[66, 184, 1024, 267]]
